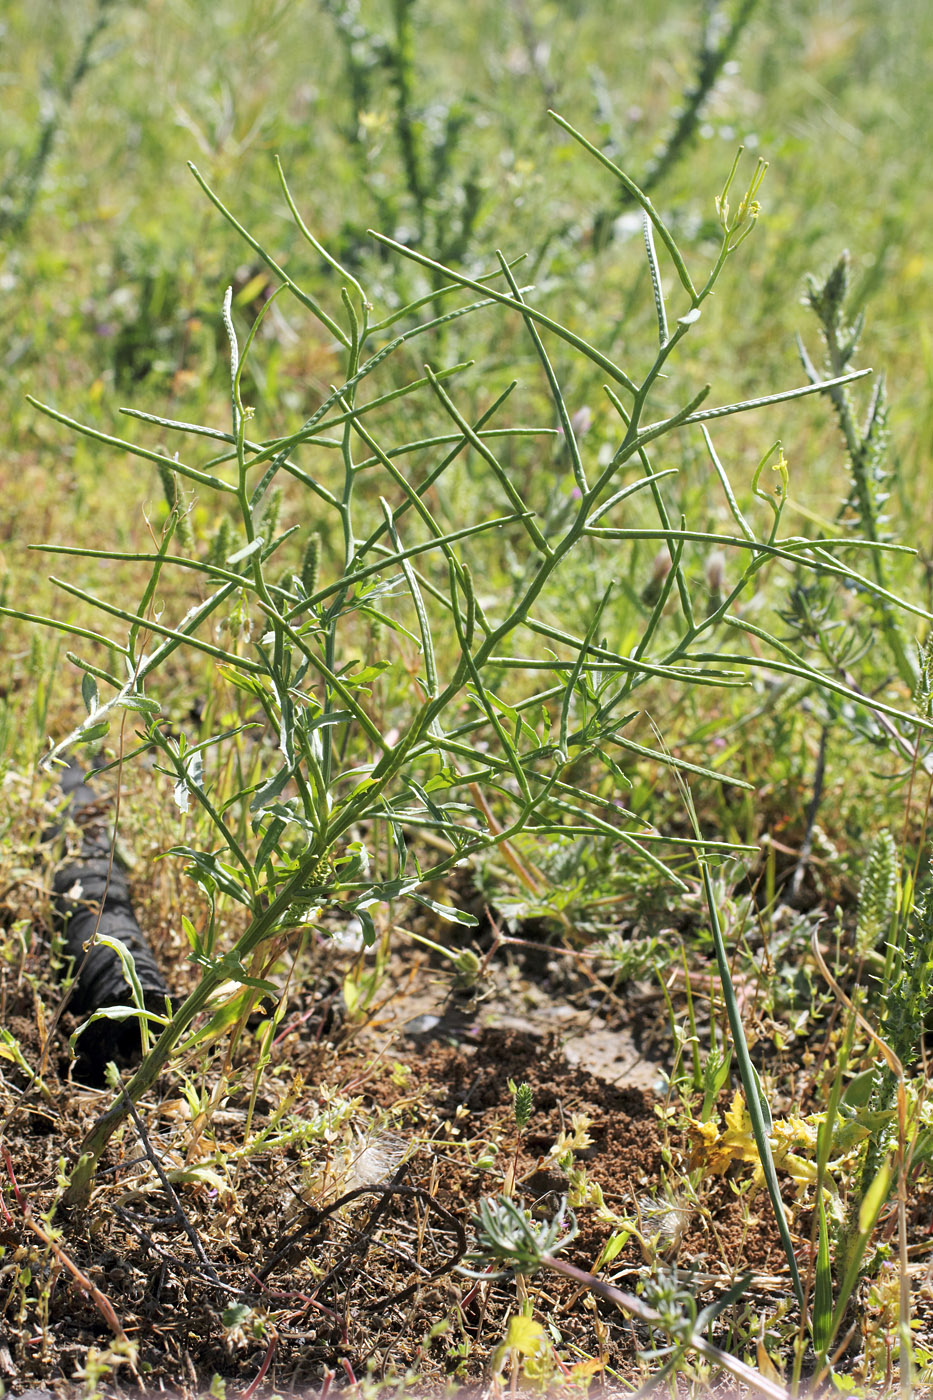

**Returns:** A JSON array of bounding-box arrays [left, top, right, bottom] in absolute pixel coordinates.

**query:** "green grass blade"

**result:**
[[699, 857, 803, 1306], [813, 1190, 833, 1356], [701, 426, 756, 542]]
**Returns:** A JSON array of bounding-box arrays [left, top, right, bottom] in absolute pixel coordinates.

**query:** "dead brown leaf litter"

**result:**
[[2, 777, 933, 1397], [0, 925, 782, 1400]]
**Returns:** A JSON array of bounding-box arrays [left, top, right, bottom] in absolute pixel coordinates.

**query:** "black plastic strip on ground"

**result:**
[[51, 762, 172, 1082]]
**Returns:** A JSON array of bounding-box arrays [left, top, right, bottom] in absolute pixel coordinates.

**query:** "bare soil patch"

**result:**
[[1, 910, 797, 1399]]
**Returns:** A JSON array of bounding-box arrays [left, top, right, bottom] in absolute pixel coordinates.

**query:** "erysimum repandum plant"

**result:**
[[5, 117, 929, 1212]]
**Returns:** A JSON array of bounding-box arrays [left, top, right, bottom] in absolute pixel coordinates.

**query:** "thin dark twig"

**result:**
[[256, 1177, 403, 1279], [361, 1191, 466, 1313], [355, 1231, 432, 1277], [109, 1202, 243, 1295], [114, 1207, 192, 1229], [246, 1267, 344, 1325], [120, 1090, 221, 1284], [257, 1178, 467, 1312], [312, 1162, 411, 1297], [97, 1153, 152, 1177], [257, 1204, 331, 1281]]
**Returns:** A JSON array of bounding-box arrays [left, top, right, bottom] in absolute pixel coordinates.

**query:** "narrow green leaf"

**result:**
[[81, 672, 98, 715], [813, 1192, 833, 1355], [412, 893, 478, 926], [77, 720, 110, 745]]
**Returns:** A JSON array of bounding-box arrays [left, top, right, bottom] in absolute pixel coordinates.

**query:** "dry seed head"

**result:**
[[301, 531, 321, 596], [344, 1129, 408, 1189], [640, 547, 672, 606], [636, 1192, 693, 1251], [651, 546, 672, 580], [705, 549, 726, 594]]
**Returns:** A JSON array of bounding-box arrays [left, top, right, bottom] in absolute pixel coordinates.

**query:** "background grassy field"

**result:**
[[4, 0, 933, 769], [4, 0, 933, 1394]]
